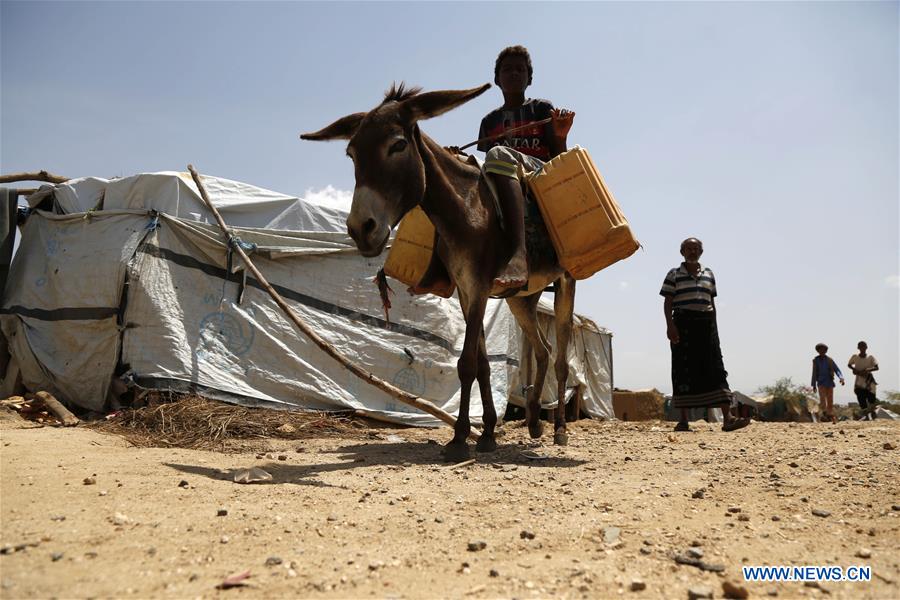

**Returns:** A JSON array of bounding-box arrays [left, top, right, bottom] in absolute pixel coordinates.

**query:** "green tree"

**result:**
[[756, 377, 817, 420]]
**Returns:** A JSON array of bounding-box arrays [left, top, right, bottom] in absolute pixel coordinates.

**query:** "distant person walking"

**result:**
[[661, 238, 748, 432], [811, 343, 844, 424], [848, 341, 879, 420]]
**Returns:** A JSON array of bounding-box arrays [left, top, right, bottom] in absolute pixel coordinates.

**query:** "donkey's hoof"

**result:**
[[553, 431, 569, 446], [442, 441, 471, 462], [475, 436, 498, 453], [528, 420, 544, 439]]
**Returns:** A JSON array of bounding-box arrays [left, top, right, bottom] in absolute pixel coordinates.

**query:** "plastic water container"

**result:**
[[383, 206, 455, 298], [527, 146, 639, 279]]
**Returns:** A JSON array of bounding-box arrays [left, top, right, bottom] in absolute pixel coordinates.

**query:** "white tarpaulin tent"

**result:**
[[1, 172, 613, 425]]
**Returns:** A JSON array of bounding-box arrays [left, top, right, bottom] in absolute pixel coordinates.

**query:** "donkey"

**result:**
[[302, 83, 576, 460]]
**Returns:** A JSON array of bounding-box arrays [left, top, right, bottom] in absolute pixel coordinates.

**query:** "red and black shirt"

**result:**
[[477, 98, 555, 161]]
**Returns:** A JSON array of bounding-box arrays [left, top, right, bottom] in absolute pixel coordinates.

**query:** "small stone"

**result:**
[[771, 515, 781, 521], [691, 489, 705, 499], [220, 535, 229, 544], [83, 477, 96, 486], [811, 508, 831, 518], [639, 547, 652, 555], [602, 526, 621, 544], [277, 455, 288, 461], [722, 580, 749, 599], [489, 569, 499, 577], [276, 423, 296, 434], [98, 490, 108, 497], [177, 480, 189, 488], [265, 556, 282, 566], [50, 552, 63, 562], [368, 560, 384, 571], [327, 514, 338, 522], [688, 585, 714, 600], [738, 514, 750, 522], [856, 548, 872, 558], [111, 513, 131, 526], [520, 530, 535, 540], [767, 587, 778, 596], [687, 547, 704, 559], [884, 442, 896, 450], [727, 506, 741, 513], [789, 461, 799, 468], [630, 579, 646, 592], [467, 541, 487, 552], [217, 509, 228, 517], [892, 505, 900, 512]]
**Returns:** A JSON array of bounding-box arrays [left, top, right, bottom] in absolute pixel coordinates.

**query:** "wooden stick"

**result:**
[[458, 117, 552, 151], [441, 458, 476, 469], [26, 391, 79, 426], [187, 165, 478, 440], [0, 171, 69, 185]]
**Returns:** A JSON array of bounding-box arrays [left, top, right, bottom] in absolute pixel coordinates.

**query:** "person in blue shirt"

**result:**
[[811, 343, 844, 424]]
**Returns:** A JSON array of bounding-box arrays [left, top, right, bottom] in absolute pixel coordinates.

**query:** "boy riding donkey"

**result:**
[[411, 45, 575, 295]]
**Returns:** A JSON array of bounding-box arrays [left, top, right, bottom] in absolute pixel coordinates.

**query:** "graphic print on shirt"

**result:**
[[478, 98, 554, 160]]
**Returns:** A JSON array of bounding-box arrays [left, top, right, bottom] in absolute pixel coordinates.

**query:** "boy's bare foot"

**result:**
[[493, 252, 527, 289]]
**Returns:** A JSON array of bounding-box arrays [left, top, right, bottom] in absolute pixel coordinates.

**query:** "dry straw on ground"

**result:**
[[91, 393, 366, 450]]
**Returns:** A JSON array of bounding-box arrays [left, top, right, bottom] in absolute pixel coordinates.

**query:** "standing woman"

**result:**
[[811, 343, 844, 424]]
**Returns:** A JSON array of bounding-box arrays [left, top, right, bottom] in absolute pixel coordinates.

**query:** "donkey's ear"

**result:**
[[300, 112, 366, 141], [400, 83, 491, 122]]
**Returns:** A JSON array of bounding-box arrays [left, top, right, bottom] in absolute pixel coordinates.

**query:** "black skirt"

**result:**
[[671, 310, 733, 409]]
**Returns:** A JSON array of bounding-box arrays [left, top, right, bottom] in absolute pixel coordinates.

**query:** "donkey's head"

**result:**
[[301, 83, 490, 256]]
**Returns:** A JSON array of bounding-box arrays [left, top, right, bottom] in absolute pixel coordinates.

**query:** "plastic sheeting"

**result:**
[[1, 172, 613, 423]]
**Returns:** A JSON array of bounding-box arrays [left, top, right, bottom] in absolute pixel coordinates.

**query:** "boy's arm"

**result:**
[[548, 107, 575, 158], [831, 359, 845, 384]]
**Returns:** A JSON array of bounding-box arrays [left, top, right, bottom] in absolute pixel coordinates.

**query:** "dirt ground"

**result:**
[[1, 409, 898, 599]]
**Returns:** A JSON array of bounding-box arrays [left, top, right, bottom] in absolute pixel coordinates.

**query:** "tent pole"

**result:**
[[187, 165, 478, 440]]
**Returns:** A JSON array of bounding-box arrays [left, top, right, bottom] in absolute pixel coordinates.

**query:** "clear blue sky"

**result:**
[[2, 1, 897, 403]]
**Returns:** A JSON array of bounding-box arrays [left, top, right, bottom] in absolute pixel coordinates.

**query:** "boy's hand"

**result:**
[[551, 108, 575, 139]]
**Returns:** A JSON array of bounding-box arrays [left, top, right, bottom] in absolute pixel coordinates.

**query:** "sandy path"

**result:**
[[1, 410, 898, 599]]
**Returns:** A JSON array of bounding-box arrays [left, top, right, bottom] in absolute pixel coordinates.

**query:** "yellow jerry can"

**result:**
[[383, 206, 455, 298], [527, 146, 640, 279]]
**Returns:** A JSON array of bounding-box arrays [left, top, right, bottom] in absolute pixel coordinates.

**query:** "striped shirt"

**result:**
[[660, 264, 716, 312]]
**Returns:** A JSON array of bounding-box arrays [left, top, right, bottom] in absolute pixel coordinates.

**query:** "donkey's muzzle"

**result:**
[[347, 187, 391, 257]]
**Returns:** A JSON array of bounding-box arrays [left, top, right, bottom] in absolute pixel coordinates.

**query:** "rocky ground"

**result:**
[[1, 409, 898, 599]]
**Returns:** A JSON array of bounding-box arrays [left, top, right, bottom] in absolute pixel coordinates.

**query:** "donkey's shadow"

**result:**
[[165, 438, 585, 486]]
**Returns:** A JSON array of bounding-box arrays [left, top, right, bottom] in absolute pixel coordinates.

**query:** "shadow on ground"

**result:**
[[164, 438, 585, 485]]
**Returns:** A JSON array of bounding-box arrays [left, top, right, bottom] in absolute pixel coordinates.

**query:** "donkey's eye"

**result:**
[[388, 139, 408, 154]]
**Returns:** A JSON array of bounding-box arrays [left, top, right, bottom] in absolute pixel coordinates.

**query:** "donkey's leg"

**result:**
[[507, 295, 550, 440], [475, 327, 498, 453], [552, 275, 577, 446], [445, 293, 489, 461]]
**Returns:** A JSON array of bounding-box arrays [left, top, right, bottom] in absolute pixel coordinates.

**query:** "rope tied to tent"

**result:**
[[223, 236, 257, 306]]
